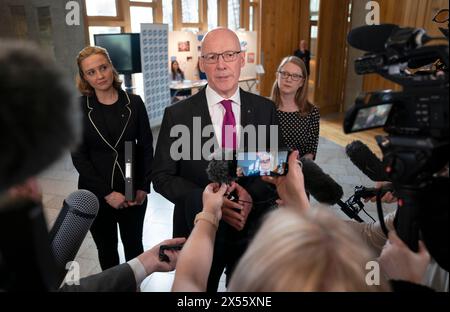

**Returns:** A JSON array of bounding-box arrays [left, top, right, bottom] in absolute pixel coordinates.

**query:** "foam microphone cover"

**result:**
[[345, 140, 389, 182], [301, 158, 344, 205], [347, 24, 399, 52], [48, 190, 99, 280]]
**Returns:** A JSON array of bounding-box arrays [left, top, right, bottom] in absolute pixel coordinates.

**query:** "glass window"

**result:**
[[249, 5, 254, 31], [9, 5, 28, 38], [130, 6, 153, 33], [310, 0, 320, 20], [85, 0, 117, 16], [37, 6, 55, 57], [163, 0, 173, 31], [182, 0, 199, 23], [89, 26, 121, 46], [208, 0, 218, 30], [228, 0, 240, 30]]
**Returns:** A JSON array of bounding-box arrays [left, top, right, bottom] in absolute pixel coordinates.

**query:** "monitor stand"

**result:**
[[124, 73, 133, 94]]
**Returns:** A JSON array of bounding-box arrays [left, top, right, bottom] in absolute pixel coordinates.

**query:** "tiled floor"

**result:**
[[38, 132, 396, 292]]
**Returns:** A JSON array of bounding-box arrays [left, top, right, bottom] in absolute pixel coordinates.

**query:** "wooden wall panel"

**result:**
[[313, 0, 351, 115], [259, 0, 308, 97]]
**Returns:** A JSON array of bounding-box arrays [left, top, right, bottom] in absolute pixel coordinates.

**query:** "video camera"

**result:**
[[344, 23, 449, 271]]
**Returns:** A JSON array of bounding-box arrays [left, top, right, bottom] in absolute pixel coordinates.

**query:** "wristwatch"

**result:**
[[194, 211, 219, 230]]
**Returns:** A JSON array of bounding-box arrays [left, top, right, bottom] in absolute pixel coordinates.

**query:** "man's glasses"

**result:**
[[259, 158, 271, 164], [201, 51, 241, 64], [433, 9, 449, 24], [277, 71, 304, 81]]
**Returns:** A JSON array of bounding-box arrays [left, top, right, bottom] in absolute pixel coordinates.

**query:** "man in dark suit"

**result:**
[[152, 28, 280, 291]]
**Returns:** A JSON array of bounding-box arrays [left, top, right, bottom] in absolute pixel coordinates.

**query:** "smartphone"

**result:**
[[236, 150, 289, 177]]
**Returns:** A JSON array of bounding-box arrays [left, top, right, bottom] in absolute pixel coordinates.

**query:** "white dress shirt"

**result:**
[[205, 85, 241, 148]]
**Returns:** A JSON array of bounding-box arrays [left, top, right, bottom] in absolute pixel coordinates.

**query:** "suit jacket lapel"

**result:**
[[240, 89, 255, 128]]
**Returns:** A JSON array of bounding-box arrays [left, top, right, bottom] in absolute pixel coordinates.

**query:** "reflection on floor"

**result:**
[[38, 124, 395, 292]]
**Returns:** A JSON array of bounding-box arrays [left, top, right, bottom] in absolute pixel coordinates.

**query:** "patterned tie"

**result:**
[[220, 99, 236, 149]]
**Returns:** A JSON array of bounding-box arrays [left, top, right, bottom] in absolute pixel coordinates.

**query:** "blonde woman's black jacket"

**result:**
[[71, 89, 153, 199]]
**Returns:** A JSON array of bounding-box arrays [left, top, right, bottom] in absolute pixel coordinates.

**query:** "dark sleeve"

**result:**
[[71, 105, 112, 198], [59, 263, 136, 292], [135, 96, 153, 193], [305, 107, 320, 157], [151, 107, 200, 203], [390, 280, 435, 292]]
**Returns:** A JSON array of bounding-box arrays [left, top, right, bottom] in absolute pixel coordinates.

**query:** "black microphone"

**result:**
[[301, 158, 343, 205], [206, 150, 236, 185], [347, 24, 399, 52], [301, 158, 364, 222], [48, 190, 99, 283], [345, 140, 389, 182], [206, 150, 239, 202]]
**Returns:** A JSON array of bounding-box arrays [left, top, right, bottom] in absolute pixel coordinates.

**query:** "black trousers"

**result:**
[[90, 197, 147, 270]]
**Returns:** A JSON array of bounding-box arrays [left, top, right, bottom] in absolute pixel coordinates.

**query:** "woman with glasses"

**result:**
[[271, 56, 320, 160]]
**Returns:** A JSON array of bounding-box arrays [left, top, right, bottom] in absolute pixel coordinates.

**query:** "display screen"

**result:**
[[236, 150, 289, 177], [351, 104, 393, 131], [94, 33, 141, 74]]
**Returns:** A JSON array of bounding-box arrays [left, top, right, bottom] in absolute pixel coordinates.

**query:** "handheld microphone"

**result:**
[[48, 190, 99, 283], [345, 140, 389, 182], [301, 158, 343, 205], [300, 158, 364, 222]]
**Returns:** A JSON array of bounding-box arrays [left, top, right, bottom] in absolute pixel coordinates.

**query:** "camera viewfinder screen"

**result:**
[[352, 104, 393, 131], [236, 151, 289, 177]]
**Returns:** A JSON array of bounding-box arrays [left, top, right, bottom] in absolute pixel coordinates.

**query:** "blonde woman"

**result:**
[[72, 46, 153, 270]]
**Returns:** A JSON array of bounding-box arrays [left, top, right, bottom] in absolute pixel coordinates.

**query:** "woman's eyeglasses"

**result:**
[[277, 71, 304, 81]]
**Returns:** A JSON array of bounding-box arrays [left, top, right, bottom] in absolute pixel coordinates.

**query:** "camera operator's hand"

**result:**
[[379, 231, 430, 285], [364, 181, 397, 203], [262, 150, 310, 212], [222, 182, 253, 231]]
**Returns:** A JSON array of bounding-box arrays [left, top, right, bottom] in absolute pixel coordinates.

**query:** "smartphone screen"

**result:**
[[236, 150, 289, 177]]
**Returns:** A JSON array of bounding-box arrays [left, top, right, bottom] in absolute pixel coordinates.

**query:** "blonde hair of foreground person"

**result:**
[[227, 207, 391, 292]]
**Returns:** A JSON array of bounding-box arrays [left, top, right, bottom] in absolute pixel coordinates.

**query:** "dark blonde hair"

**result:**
[[271, 56, 314, 116], [228, 208, 390, 292], [76, 46, 122, 96]]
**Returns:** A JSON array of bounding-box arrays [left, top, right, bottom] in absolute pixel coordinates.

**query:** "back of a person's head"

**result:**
[[0, 40, 80, 192], [228, 208, 389, 291]]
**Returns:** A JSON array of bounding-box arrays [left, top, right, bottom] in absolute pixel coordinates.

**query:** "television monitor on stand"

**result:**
[[94, 33, 141, 94]]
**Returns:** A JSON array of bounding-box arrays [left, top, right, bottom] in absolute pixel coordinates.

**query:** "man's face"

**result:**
[[199, 29, 245, 98], [258, 153, 272, 171]]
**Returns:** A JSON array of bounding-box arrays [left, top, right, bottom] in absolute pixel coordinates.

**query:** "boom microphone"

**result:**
[[48, 190, 99, 283], [345, 140, 389, 182]]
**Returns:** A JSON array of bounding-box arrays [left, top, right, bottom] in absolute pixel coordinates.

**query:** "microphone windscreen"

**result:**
[[49, 190, 99, 281], [0, 40, 81, 192], [206, 149, 236, 185], [347, 24, 399, 52], [301, 158, 344, 205], [345, 140, 389, 182]]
